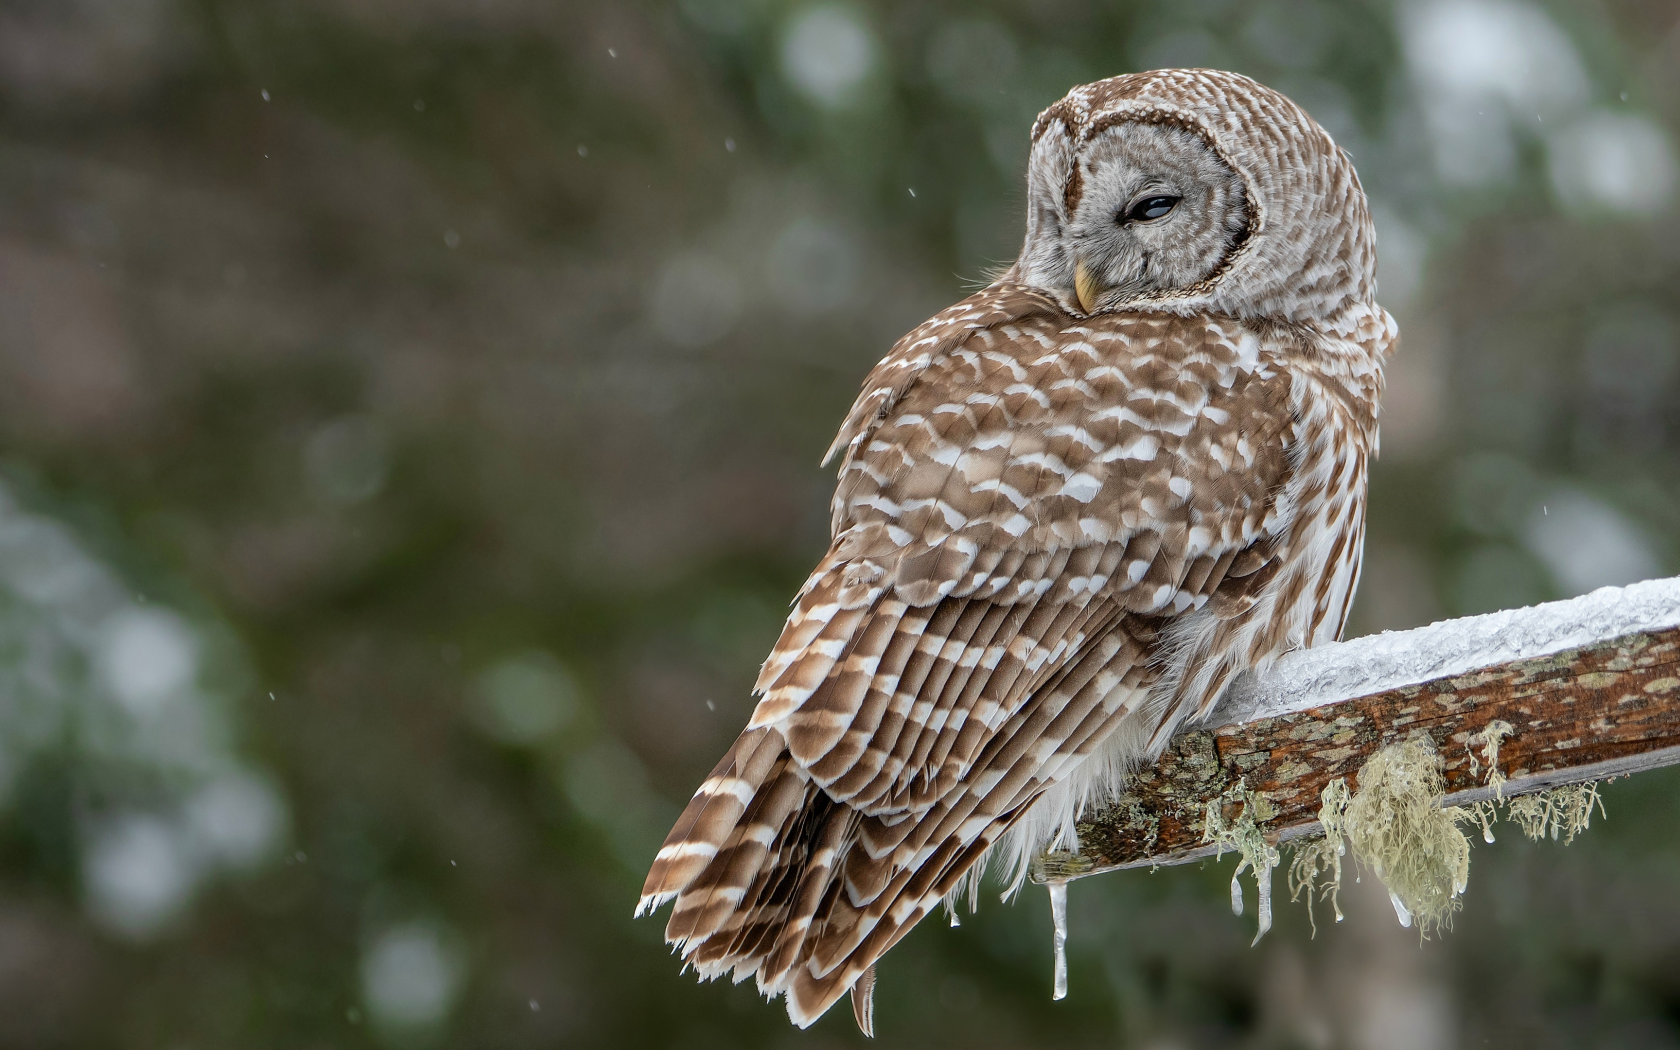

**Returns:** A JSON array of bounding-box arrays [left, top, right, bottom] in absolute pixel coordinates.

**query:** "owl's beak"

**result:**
[[1073, 257, 1103, 315]]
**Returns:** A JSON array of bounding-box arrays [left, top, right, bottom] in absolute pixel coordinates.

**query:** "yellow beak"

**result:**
[[1073, 258, 1102, 314]]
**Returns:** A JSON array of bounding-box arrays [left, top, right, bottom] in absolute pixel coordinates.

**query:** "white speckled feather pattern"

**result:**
[[639, 69, 1394, 1030]]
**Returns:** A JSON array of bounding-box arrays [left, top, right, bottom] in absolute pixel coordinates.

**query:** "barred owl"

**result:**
[[638, 69, 1394, 1033]]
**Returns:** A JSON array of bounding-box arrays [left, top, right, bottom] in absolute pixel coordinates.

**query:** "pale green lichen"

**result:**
[[1287, 778, 1350, 935], [1506, 782, 1605, 844], [1465, 798, 1500, 844], [1340, 735, 1472, 934], [1462, 720, 1514, 843], [1467, 720, 1516, 800], [1287, 736, 1471, 936], [1202, 779, 1280, 945], [1284, 732, 1608, 937]]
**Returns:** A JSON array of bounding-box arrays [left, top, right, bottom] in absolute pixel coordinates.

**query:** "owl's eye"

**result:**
[[1122, 195, 1181, 223]]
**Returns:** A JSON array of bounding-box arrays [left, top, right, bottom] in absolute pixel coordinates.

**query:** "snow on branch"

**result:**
[[1053, 577, 1680, 880]]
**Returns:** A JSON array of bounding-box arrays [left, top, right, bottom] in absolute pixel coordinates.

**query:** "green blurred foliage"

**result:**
[[0, 0, 1677, 1047]]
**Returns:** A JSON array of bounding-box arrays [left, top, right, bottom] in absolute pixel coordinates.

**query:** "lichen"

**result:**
[[1308, 736, 1472, 935], [1110, 793, 1161, 855], [1467, 720, 1515, 800], [1074, 791, 1161, 869], [1505, 782, 1605, 844], [1282, 734, 1612, 936], [1275, 727, 1613, 936], [1287, 778, 1350, 936], [1201, 779, 1280, 945], [1465, 799, 1500, 844]]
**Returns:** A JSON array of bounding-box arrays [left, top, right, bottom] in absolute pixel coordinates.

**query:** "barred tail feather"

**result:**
[[637, 727, 783, 918], [639, 726, 1018, 1031], [850, 964, 877, 1037], [667, 758, 812, 955]]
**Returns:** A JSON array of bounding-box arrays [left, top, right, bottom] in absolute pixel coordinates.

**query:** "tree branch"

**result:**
[[1050, 579, 1680, 881]]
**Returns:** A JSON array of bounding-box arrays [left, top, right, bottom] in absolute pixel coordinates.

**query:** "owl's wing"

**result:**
[[819, 281, 1067, 471], [751, 301, 1297, 816]]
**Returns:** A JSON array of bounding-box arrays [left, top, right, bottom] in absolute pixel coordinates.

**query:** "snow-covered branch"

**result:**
[[1055, 577, 1680, 880]]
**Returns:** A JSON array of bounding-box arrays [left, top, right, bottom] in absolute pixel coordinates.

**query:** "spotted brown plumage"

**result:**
[[638, 68, 1394, 1031]]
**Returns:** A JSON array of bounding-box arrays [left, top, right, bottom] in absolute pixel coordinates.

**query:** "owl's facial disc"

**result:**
[[1060, 122, 1249, 314]]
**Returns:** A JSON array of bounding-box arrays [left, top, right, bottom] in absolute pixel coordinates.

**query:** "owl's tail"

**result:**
[[637, 726, 997, 1030]]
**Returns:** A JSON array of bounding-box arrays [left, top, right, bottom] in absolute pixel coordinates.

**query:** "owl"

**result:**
[[638, 69, 1394, 1033]]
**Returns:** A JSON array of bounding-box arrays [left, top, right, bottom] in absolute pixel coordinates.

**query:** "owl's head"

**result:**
[[1015, 70, 1377, 332]]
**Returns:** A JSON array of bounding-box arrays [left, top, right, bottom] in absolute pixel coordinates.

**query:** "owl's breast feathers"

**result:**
[[640, 282, 1388, 1029]]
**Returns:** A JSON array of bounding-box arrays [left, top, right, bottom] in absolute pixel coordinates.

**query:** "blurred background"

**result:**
[[0, 0, 1678, 1047]]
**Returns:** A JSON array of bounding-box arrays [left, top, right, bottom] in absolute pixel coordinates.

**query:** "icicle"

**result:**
[[1048, 880, 1068, 1001], [1389, 890, 1413, 928], [1230, 868, 1244, 916], [1251, 856, 1273, 947]]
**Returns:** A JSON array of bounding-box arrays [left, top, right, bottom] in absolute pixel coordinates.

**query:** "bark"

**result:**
[[1052, 625, 1680, 881]]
